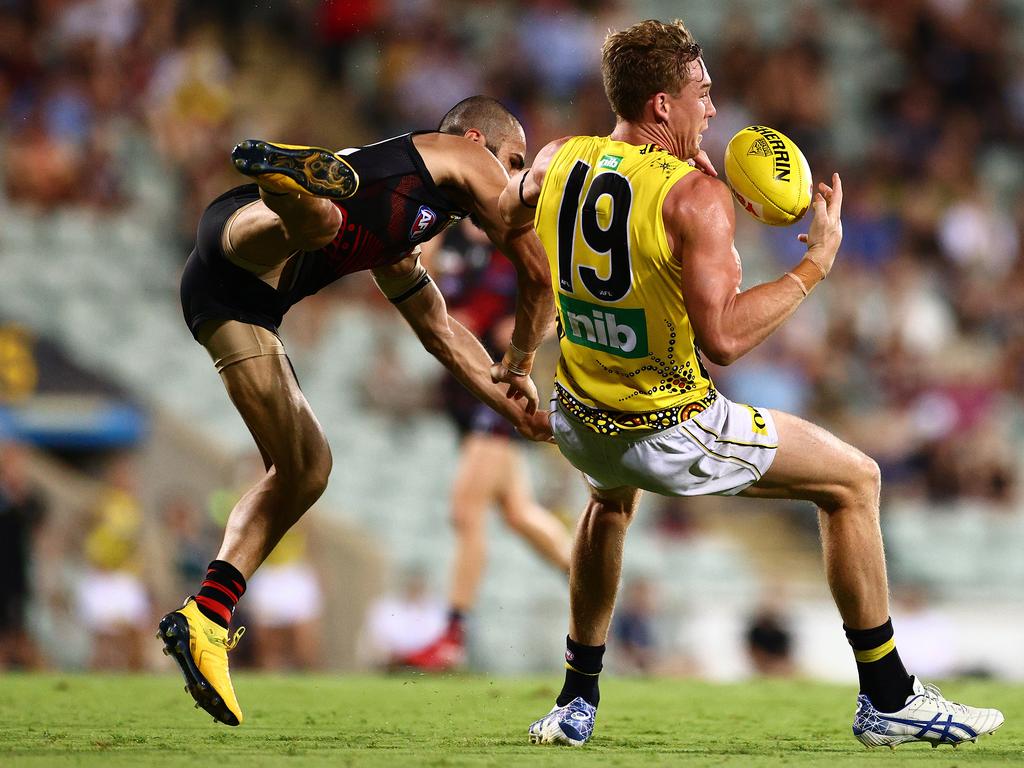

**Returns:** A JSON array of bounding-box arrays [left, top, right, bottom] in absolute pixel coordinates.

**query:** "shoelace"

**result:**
[[209, 626, 246, 651], [920, 682, 968, 715]]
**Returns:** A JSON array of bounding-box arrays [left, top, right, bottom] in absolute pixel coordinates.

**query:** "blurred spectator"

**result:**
[[360, 568, 446, 669], [246, 527, 324, 671], [611, 577, 658, 674], [75, 453, 150, 671], [359, 328, 436, 423], [0, 441, 48, 669], [652, 496, 698, 540], [161, 491, 215, 597], [744, 596, 796, 678]]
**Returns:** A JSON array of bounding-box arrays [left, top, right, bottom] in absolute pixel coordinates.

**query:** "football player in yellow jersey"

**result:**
[[500, 18, 1003, 750]]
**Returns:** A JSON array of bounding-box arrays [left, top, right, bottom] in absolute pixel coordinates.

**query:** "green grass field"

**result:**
[[1, 674, 1020, 767]]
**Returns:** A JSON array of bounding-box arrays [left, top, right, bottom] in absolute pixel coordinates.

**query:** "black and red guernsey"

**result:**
[[181, 132, 469, 337]]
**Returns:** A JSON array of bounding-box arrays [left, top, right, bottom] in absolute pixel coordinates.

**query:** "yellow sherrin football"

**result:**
[[724, 125, 812, 226]]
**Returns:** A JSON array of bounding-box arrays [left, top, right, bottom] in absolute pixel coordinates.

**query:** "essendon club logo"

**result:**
[[410, 205, 436, 241]]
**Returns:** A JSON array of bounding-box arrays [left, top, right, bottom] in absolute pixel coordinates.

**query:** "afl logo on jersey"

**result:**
[[410, 205, 436, 241]]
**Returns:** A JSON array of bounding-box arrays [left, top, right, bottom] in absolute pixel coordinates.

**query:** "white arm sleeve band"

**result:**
[[372, 258, 432, 303]]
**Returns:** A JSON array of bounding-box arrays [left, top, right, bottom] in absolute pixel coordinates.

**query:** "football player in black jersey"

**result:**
[[159, 97, 554, 726]]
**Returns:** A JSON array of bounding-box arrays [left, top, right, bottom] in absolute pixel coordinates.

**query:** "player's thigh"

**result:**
[[588, 483, 643, 518], [203, 322, 329, 472], [452, 434, 510, 510], [495, 443, 544, 521], [223, 200, 293, 268], [740, 409, 877, 507]]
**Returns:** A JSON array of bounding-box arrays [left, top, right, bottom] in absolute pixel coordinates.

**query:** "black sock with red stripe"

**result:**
[[195, 560, 246, 629]]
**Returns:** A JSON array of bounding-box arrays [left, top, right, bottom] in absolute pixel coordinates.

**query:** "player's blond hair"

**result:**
[[601, 19, 703, 122]]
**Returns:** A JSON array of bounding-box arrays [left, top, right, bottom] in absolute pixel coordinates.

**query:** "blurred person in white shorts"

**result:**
[[246, 529, 323, 670]]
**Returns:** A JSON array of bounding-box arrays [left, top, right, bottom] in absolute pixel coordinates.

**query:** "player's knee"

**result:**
[[303, 447, 333, 503], [825, 454, 881, 512], [283, 439, 332, 508], [292, 203, 342, 251], [588, 499, 634, 529], [499, 502, 528, 532], [450, 500, 483, 536], [857, 455, 882, 503]]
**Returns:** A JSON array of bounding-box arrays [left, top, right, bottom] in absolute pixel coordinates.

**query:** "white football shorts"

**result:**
[[550, 393, 778, 496]]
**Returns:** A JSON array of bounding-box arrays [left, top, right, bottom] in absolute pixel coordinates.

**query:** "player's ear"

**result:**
[[463, 128, 486, 146], [651, 93, 670, 123]]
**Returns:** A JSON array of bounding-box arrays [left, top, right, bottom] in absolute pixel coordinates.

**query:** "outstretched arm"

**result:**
[[438, 140, 558, 412], [372, 254, 552, 441], [674, 172, 843, 365]]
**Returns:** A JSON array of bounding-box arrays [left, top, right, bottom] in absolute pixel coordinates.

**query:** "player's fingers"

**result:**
[[797, 233, 808, 243], [525, 397, 538, 415], [812, 192, 826, 216], [490, 363, 503, 384], [830, 172, 843, 213]]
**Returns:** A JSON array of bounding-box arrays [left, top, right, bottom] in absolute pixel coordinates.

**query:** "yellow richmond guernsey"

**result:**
[[534, 136, 714, 424]]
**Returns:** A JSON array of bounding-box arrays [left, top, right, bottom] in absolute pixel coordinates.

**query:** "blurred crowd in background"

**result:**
[[2, 0, 1024, 674]]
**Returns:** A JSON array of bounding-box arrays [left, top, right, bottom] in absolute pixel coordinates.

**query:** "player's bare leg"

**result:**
[[568, 485, 642, 646], [159, 347, 330, 725], [529, 484, 640, 746], [406, 436, 571, 670], [739, 409, 1003, 748], [223, 188, 341, 273], [402, 435, 502, 670], [739, 410, 887, 629], [447, 435, 502, 614], [213, 353, 332, 577], [448, 436, 570, 613], [752, 413, 1007, 747], [496, 442, 571, 573]]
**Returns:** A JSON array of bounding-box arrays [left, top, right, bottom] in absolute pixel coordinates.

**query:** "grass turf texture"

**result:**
[[1, 674, 1020, 767]]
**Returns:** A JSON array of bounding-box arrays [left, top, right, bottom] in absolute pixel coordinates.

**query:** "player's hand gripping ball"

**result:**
[[724, 125, 812, 226]]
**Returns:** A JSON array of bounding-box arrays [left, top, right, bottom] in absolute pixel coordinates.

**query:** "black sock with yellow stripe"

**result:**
[[556, 636, 604, 707], [845, 618, 914, 713]]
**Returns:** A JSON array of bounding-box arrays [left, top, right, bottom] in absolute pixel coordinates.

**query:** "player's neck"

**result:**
[[609, 120, 686, 160]]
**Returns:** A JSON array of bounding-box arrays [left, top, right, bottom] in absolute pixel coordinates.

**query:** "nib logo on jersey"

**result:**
[[559, 294, 648, 358]]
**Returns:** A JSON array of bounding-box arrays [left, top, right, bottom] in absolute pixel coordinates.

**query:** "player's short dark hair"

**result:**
[[438, 95, 522, 155], [602, 19, 703, 122]]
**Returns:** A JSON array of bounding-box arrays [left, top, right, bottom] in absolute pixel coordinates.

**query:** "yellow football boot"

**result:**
[[231, 139, 359, 199], [157, 598, 246, 726]]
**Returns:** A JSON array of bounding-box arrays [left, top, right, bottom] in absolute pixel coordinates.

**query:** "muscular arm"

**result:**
[[498, 137, 570, 229], [372, 255, 551, 441], [422, 135, 553, 359], [673, 173, 842, 365]]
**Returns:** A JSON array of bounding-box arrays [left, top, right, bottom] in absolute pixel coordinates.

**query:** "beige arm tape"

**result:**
[[502, 341, 537, 376], [372, 257, 432, 303]]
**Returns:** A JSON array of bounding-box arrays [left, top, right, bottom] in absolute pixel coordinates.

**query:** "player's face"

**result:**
[[494, 127, 527, 176], [670, 57, 715, 159]]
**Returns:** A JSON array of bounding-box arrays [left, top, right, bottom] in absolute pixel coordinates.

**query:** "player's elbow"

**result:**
[[498, 186, 517, 227], [699, 335, 741, 366]]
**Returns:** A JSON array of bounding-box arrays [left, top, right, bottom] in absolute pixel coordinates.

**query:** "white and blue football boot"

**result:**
[[528, 697, 597, 746], [853, 676, 1004, 749]]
